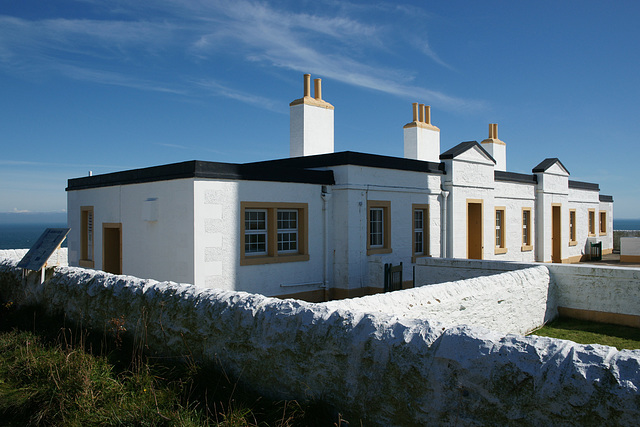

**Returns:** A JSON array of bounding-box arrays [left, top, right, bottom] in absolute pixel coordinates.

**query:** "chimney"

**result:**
[[403, 103, 440, 162], [290, 74, 334, 157], [480, 123, 506, 171]]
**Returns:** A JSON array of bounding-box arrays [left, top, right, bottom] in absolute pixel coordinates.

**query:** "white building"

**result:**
[[67, 74, 614, 301]]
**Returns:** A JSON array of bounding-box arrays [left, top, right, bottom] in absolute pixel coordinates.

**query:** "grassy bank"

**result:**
[[531, 317, 640, 350], [0, 303, 343, 426]]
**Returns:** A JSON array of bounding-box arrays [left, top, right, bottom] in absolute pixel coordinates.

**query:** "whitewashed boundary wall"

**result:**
[[614, 230, 640, 252], [547, 263, 640, 327], [1, 256, 639, 425], [415, 257, 640, 328], [325, 266, 554, 335], [0, 248, 68, 267]]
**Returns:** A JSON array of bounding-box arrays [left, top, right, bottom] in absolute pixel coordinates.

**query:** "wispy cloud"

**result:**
[[184, 0, 480, 110], [0, 159, 121, 169], [0, 1, 484, 111], [191, 78, 284, 113]]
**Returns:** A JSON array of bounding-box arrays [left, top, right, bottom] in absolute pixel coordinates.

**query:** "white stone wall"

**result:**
[[1, 256, 638, 426], [415, 257, 640, 324], [621, 237, 640, 257], [549, 263, 640, 317], [326, 265, 554, 335], [0, 248, 67, 266]]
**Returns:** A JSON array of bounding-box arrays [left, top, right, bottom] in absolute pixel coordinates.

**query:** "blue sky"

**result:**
[[1, 0, 639, 220]]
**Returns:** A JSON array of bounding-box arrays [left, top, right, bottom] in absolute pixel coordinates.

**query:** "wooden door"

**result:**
[[467, 202, 483, 260]]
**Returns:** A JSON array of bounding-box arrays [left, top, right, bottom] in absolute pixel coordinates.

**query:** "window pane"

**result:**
[[522, 211, 529, 245], [414, 209, 424, 254], [496, 210, 502, 247], [245, 209, 267, 254], [415, 230, 423, 254], [245, 233, 266, 254], [245, 210, 266, 230], [277, 209, 298, 253], [278, 232, 298, 252], [414, 210, 423, 229], [277, 210, 297, 230], [370, 208, 383, 247]]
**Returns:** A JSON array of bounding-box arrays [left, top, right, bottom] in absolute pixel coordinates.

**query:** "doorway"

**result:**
[[467, 201, 483, 260], [552, 205, 561, 263], [103, 223, 122, 274]]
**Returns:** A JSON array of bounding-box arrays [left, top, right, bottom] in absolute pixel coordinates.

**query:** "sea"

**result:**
[[1, 219, 639, 250], [0, 223, 68, 250]]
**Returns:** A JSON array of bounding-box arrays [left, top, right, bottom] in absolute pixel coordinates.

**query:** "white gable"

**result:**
[[545, 162, 569, 176], [454, 144, 495, 166]]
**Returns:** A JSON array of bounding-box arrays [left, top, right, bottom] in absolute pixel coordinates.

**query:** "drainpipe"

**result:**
[[321, 186, 332, 301], [440, 186, 449, 258]]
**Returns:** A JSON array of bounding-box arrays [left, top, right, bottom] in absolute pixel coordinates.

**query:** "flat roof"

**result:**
[[67, 160, 335, 191], [248, 151, 445, 174]]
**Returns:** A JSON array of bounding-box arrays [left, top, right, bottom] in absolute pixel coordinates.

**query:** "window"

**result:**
[[521, 208, 532, 251], [588, 209, 596, 236], [367, 200, 391, 255], [495, 207, 507, 254], [412, 204, 429, 261], [80, 206, 94, 268], [240, 202, 308, 265], [569, 209, 577, 245], [244, 209, 267, 255], [599, 211, 607, 235], [277, 210, 298, 252]]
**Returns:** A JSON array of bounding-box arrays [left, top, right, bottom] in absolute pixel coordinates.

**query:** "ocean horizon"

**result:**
[[0, 223, 68, 250], [1, 219, 639, 251]]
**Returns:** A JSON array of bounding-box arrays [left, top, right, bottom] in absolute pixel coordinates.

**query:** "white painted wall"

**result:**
[[1, 256, 638, 426], [330, 165, 443, 289], [493, 181, 537, 262], [534, 165, 569, 262], [193, 179, 328, 296], [442, 148, 496, 260], [599, 199, 614, 251], [67, 179, 195, 284]]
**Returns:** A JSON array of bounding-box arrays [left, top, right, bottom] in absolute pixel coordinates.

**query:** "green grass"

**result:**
[[531, 317, 640, 350], [0, 302, 344, 426]]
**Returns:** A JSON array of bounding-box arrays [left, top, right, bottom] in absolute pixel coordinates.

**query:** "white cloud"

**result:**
[[0, 1, 484, 111], [191, 78, 284, 113]]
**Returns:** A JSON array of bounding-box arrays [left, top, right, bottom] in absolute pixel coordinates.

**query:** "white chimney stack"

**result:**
[[481, 123, 506, 171], [403, 103, 440, 162], [290, 74, 334, 157]]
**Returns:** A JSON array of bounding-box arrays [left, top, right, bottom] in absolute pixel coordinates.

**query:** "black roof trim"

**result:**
[[495, 171, 537, 184], [247, 151, 445, 174], [600, 194, 614, 203], [439, 141, 496, 163], [568, 180, 599, 191], [67, 160, 335, 191], [532, 158, 570, 174]]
